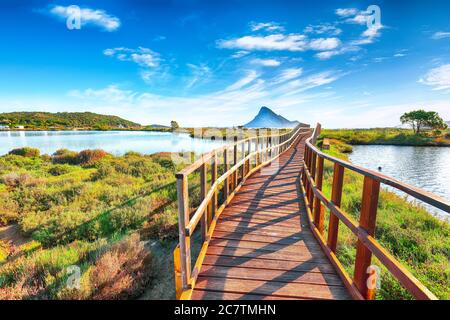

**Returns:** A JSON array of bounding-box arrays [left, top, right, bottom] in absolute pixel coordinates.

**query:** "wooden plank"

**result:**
[[195, 277, 350, 300], [209, 238, 321, 253], [216, 220, 302, 234], [199, 265, 344, 286], [191, 290, 306, 300], [206, 246, 329, 263], [211, 230, 316, 245], [202, 255, 337, 274]]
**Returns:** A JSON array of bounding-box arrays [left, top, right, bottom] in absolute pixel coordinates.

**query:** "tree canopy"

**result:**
[[400, 110, 447, 134], [170, 120, 180, 130]]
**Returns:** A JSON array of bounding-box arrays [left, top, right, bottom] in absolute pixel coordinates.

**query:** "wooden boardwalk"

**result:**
[[191, 135, 351, 300]]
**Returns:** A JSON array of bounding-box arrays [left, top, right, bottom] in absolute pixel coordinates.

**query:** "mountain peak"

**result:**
[[243, 106, 306, 129]]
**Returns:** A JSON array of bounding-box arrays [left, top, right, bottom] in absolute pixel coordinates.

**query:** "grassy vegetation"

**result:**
[[0, 146, 193, 299], [0, 112, 141, 130], [320, 128, 450, 146], [316, 138, 450, 300]]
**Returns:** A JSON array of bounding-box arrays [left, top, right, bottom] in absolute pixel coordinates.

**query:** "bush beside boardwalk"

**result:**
[[0, 144, 448, 299], [316, 138, 450, 300], [0, 147, 188, 299]]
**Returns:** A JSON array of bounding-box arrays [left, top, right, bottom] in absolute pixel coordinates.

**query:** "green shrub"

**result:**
[[8, 147, 40, 157], [48, 164, 75, 176], [52, 149, 79, 164], [77, 149, 109, 166]]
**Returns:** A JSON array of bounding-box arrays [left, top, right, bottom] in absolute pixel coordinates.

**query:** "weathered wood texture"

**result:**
[[191, 135, 351, 300]]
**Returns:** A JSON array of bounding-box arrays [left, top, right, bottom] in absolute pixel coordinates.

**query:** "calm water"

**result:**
[[349, 145, 450, 219], [0, 130, 225, 156]]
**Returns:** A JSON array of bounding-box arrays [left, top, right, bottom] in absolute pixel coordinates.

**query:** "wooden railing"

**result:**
[[173, 125, 311, 299], [301, 123, 449, 300]]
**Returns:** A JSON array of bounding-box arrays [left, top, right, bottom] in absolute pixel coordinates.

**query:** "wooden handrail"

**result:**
[[174, 124, 311, 299], [301, 123, 443, 300]]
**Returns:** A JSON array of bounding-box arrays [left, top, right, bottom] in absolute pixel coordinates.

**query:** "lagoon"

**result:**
[[0, 130, 225, 156], [349, 145, 450, 218]]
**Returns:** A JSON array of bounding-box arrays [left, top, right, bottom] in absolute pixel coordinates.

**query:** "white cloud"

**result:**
[[231, 51, 250, 58], [250, 21, 284, 32], [419, 64, 450, 91], [250, 58, 281, 67], [104, 47, 161, 68], [304, 24, 342, 36], [431, 32, 450, 40], [315, 51, 339, 60], [314, 45, 360, 60], [49, 5, 120, 31], [218, 34, 342, 53], [226, 70, 259, 91], [218, 34, 308, 52], [346, 14, 368, 25], [335, 8, 358, 17], [185, 63, 211, 88], [308, 37, 341, 50], [276, 68, 303, 83]]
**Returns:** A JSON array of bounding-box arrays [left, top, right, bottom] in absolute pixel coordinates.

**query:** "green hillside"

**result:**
[[0, 112, 141, 129]]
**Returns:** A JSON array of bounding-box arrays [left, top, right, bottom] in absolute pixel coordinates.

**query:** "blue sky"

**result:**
[[1, 0, 450, 127]]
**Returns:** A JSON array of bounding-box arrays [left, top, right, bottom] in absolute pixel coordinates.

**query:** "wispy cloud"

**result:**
[[250, 58, 281, 67], [49, 5, 120, 31], [250, 21, 284, 32], [218, 34, 308, 51], [431, 31, 450, 40], [304, 23, 342, 36], [308, 37, 341, 50], [335, 8, 358, 17], [231, 50, 250, 58], [104, 47, 161, 68], [218, 33, 341, 53], [185, 63, 211, 88], [65, 67, 343, 126], [226, 70, 259, 91], [275, 68, 303, 83], [419, 64, 450, 91]]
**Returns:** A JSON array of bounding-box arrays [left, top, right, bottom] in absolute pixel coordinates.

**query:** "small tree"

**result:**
[[170, 121, 180, 130], [400, 109, 447, 134]]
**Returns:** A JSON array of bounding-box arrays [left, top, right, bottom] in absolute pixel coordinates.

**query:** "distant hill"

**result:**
[[0, 112, 140, 129], [243, 106, 306, 128]]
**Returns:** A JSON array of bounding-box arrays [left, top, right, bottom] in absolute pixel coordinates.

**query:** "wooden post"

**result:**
[[233, 141, 238, 189], [354, 176, 380, 300], [176, 174, 191, 290], [327, 163, 344, 252], [308, 152, 317, 210], [247, 139, 251, 175], [313, 156, 325, 234], [223, 147, 229, 201], [173, 245, 182, 299], [211, 151, 218, 220], [200, 162, 208, 239], [241, 141, 245, 181]]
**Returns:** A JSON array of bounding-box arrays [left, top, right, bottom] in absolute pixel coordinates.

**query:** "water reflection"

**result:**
[[0, 130, 225, 156], [349, 145, 450, 219]]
